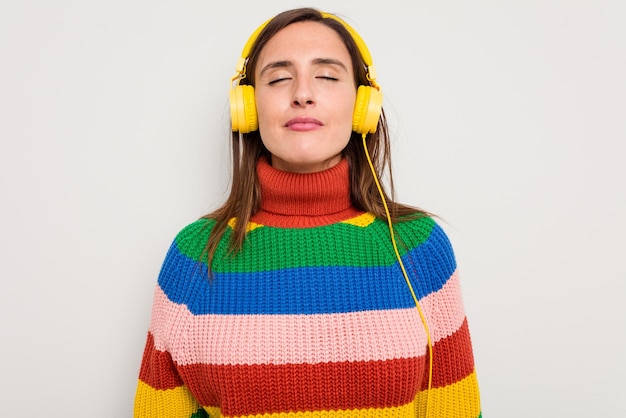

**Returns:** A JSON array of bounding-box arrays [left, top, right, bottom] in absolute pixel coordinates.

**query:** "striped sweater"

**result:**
[[134, 157, 481, 417]]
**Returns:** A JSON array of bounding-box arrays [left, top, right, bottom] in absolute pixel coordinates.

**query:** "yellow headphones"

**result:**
[[229, 12, 383, 135]]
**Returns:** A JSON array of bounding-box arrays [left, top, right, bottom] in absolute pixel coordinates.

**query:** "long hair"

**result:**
[[202, 8, 429, 271]]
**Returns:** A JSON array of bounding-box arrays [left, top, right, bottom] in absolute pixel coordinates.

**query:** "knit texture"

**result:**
[[134, 157, 481, 417]]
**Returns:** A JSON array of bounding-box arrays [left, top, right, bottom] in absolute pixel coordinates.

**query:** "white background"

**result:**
[[1, 0, 625, 417]]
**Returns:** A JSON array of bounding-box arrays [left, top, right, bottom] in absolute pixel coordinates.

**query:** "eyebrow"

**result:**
[[259, 58, 349, 77]]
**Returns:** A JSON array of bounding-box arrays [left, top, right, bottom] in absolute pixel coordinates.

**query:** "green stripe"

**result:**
[[172, 218, 214, 261], [174, 216, 435, 273], [190, 409, 208, 418]]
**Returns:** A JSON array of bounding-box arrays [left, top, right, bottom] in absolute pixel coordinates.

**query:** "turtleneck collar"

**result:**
[[251, 157, 364, 228]]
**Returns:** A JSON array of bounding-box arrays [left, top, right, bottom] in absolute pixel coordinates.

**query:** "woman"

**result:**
[[134, 7, 481, 418]]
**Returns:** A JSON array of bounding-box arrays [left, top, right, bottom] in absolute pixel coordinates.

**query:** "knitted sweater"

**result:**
[[134, 157, 481, 418]]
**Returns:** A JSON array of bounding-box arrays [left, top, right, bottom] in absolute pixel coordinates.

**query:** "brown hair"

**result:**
[[202, 8, 428, 270]]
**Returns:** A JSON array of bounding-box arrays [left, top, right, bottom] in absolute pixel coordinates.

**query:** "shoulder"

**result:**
[[395, 215, 450, 245], [395, 215, 456, 262], [164, 218, 216, 262], [156, 218, 215, 291], [394, 216, 458, 295], [173, 217, 215, 243]]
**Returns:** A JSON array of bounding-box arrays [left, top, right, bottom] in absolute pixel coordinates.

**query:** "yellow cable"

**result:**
[[361, 134, 433, 417]]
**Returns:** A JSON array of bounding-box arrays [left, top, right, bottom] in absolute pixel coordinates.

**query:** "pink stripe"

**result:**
[[148, 272, 466, 367], [420, 270, 468, 343]]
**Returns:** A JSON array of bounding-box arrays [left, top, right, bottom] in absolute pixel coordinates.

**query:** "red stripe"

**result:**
[[138, 332, 184, 390], [178, 357, 426, 415], [430, 318, 476, 389]]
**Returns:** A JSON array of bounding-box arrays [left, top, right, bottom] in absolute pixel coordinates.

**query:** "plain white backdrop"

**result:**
[[1, 0, 625, 416]]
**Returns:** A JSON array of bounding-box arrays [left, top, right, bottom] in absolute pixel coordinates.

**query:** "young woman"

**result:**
[[134, 8, 481, 418]]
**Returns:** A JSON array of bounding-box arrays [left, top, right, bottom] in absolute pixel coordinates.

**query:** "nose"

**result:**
[[291, 78, 315, 108]]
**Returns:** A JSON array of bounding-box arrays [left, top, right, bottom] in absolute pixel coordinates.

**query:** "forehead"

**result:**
[[256, 21, 351, 63]]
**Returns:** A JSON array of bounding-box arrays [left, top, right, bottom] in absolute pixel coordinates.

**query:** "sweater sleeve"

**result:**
[[406, 221, 482, 418], [134, 331, 203, 417], [133, 236, 208, 418]]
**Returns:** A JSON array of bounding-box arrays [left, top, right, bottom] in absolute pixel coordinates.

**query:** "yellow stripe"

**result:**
[[134, 380, 198, 418], [414, 371, 481, 418], [230, 402, 416, 418], [203, 406, 222, 417], [341, 212, 376, 227], [227, 218, 263, 232]]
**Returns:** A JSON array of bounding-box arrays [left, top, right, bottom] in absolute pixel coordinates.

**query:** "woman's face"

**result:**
[[254, 21, 357, 173]]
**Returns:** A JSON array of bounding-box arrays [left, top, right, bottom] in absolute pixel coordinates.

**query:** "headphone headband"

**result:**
[[233, 12, 379, 89]]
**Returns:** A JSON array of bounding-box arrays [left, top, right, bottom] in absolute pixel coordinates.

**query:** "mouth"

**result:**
[[285, 117, 323, 132]]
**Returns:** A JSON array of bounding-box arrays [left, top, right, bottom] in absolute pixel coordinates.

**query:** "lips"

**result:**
[[285, 117, 323, 132]]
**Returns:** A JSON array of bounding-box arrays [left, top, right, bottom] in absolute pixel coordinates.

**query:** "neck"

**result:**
[[252, 157, 364, 228]]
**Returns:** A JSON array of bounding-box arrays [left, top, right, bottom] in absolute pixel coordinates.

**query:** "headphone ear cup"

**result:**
[[352, 85, 383, 134], [230, 84, 258, 133]]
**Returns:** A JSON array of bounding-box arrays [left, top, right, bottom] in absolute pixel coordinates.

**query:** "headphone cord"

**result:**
[[361, 133, 433, 417]]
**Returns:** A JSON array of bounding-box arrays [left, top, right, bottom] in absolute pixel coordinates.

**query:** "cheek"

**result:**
[[337, 96, 357, 131], [255, 99, 278, 151], [255, 91, 282, 130], [338, 89, 357, 117], [255, 104, 274, 142]]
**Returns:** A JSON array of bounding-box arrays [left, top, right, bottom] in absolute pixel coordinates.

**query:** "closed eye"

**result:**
[[317, 76, 338, 81], [268, 77, 292, 85]]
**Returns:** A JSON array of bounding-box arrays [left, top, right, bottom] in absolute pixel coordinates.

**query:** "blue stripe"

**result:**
[[158, 223, 456, 315]]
